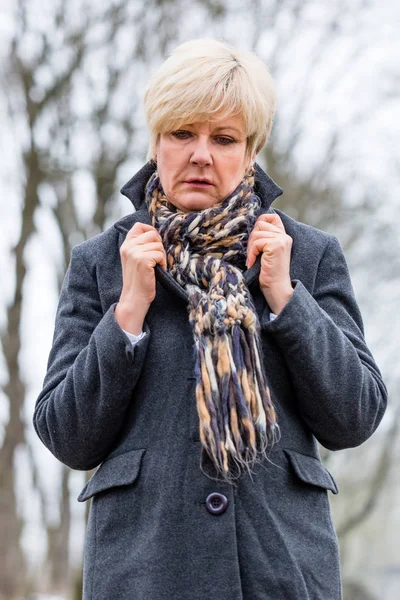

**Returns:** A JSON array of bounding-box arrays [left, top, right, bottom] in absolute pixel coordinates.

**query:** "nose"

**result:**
[[190, 137, 212, 167]]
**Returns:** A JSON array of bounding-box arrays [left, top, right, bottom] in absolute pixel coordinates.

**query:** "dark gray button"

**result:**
[[205, 492, 228, 515]]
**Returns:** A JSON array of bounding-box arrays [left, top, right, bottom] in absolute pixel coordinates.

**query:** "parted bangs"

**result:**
[[144, 39, 276, 161]]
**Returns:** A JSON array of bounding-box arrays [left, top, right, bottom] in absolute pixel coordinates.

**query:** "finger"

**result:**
[[249, 231, 292, 253], [255, 213, 286, 233], [140, 250, 167, 270], [129, 242, 165, 255], [246, 236, 280, 269], [246, 237, 262, 269], [124, 243, 167, 270], [248, 231, 282, 244], [247, 231, 282, 260], [126, 230, 163, 246], [126, 222, 159, 240], [252, 220, 282, 235], [152, 250, 167, 270]]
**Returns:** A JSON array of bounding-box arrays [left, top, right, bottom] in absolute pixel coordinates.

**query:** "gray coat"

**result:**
[[33, 162, 387, 600]]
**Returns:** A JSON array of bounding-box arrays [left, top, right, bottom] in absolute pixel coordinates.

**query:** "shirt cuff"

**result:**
[[122, 329, 146, 347]]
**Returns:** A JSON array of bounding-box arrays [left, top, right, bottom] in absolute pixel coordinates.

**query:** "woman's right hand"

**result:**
[[115, 222, 167, 335]]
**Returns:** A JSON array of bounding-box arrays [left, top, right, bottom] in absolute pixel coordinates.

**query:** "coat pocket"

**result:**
[[283, 449, 338, 494], [77, 448, 146, 502]]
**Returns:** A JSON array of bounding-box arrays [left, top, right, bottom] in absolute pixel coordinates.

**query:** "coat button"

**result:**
[[205, 492, 228, 515]]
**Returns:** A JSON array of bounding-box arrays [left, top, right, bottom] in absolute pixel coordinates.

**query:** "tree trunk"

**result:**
[[0, 147, 41, 598]]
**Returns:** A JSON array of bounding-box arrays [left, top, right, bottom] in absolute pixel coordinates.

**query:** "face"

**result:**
[[155, 114, 254, 212]]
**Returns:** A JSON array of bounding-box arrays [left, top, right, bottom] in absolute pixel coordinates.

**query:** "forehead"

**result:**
[[182, 113, 246, 133]]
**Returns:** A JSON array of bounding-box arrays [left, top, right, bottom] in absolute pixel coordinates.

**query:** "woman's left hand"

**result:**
[[246, 213, 293, 315]]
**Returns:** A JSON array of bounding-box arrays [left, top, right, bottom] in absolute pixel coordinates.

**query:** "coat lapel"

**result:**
[[113, 208, 189, 301], [113, 209, 264, 301]]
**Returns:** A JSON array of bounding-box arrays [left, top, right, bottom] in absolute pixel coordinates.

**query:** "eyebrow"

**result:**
[[179, 124, 245, 135], [212, 126, 243, 134]]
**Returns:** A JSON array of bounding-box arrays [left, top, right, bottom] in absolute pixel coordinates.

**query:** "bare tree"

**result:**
[[0, 0, 89, 593], [0, 0, 140, 594]]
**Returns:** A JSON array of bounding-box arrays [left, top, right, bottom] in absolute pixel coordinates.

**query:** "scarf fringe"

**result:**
[[193, 322, 280, 482]]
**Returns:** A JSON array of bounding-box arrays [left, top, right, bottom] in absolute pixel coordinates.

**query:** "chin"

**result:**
[[174, 193, 219, 212]]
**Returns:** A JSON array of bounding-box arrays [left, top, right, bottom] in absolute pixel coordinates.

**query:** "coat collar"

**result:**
[[114, 161, 283, 300], [119, 160, 283, 211]]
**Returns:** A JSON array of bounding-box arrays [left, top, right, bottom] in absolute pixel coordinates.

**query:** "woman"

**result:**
[[33, 39, 387, 600]]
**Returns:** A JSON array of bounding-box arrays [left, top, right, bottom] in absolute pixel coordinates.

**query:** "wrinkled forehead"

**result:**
[[173, 115, 247, 134], [159, 108, 250, 136]]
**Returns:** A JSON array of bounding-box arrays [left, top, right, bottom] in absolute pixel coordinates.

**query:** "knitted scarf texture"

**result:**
[[146, 168, 279, 482]]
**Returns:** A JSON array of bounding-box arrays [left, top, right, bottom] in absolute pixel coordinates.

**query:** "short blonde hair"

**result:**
[[144, 39, 276, 161]]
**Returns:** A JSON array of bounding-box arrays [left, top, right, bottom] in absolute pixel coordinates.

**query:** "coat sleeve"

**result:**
[[261, 235, 387, 450], [33, 245, 150, 471]]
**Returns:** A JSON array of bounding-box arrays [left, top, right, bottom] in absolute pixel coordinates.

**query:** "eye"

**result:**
[[215, 136, 235, 145], [171, 130, 192, 140]]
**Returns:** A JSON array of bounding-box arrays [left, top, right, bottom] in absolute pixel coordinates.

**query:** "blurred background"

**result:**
[[0, 0, 399, 599]]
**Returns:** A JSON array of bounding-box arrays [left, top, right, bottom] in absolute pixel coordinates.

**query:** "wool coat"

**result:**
[[33, 161, 387, 600]]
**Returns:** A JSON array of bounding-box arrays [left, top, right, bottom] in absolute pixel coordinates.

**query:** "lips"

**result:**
[[185, 178, 213, 187]]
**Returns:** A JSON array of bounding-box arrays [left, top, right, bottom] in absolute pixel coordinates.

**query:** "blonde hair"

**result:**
[[144, 39, 276, 161]]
